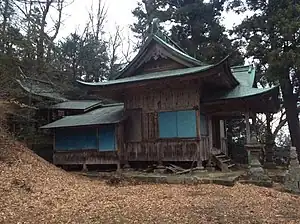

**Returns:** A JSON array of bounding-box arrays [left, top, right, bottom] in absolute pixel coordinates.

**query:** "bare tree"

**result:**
[[107, 24, 122, 76], [87, 0, 107, 41], [13, 0, 73, 74], [120, 30, 135, 64]]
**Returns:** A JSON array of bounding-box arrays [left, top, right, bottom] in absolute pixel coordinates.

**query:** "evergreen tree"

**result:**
[[232, 0, 300, 157], [60, 32, 109, 82], [132, 0, 244, 65]]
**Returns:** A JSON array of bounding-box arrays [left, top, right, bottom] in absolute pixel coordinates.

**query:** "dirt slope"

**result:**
[[1, 102, 300, 223]]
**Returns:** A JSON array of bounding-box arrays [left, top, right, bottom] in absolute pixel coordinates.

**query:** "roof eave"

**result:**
[[76, 60, 233, 89], [40, 120, 123, 129], [203, 85, 280, 104]]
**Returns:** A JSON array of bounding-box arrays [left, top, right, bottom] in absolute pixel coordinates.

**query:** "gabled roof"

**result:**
[[78, 57, 239, 88], [231, 65, 256, 87], [78, 64, 213, 87], [110, 34, 205, 80], [50, 100, 102, 112], [40, 104, 124, 129]]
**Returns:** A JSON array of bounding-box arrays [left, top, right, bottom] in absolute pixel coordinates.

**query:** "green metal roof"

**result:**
[[153, 35, 204, 66], [78, 64, 214, 87], [51, 100, 102, 111], [16, 78, 68, 102], [40, 104, 124, 129], [203, 85, 279, 102], [231, 65, 256, 87]]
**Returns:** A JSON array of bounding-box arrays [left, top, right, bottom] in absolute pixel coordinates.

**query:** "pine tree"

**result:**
[[232, 0, 300, 157], [132, 0, 244, 65]]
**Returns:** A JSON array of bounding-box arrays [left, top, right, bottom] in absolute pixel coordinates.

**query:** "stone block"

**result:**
[[284, 147, 300, 193]]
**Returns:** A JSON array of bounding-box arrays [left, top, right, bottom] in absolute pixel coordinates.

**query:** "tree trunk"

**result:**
[[0, 0, 9, 54], [264, 113, 274, 165], [280, 73, 300, 160], [36, 1, 52, 75]]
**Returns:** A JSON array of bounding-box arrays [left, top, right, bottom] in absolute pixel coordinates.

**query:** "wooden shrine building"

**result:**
[[41, 29, 280, 170]]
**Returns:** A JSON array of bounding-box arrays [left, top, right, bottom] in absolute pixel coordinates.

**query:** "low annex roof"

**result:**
[[40, 104, 124, 129], [203, 85, 280, 102], [50, 100, 102, 111]]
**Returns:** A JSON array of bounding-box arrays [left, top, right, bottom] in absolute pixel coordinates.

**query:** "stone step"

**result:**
[[220, 159, 231, 163], [227, 164, 235, 168]]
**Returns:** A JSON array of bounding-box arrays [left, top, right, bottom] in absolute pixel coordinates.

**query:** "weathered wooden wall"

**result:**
[[124, 87, 200, 111], [122, 85, 211, 163], [53, 151, 118, 165], [121, 137, 210, 162], [53, 124, 124, 166]]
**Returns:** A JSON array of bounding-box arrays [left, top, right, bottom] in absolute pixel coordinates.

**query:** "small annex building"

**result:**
[[41, 104, 124, 166], [41, 28, 280, 170]]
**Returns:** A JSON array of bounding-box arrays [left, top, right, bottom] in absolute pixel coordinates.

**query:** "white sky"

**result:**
[[59, 0, 250, 41], [59, 0, 139, 39]]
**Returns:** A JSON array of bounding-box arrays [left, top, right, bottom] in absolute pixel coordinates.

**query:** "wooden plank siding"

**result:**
[[124, 88, 200, 111], [53, 151, 118, 165], [122, 137, 210, 162], [53, 124, 124, 166], [122, 85, 211, 163]]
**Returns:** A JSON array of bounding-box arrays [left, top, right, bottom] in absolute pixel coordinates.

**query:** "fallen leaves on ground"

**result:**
[[1, 137, 300, 224]]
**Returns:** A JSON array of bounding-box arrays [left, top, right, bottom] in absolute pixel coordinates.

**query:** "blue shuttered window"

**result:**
[[158, 110, 197, 138], [55, 128, 97, 150], [177, 110, 197, 138], [99, 125, 116, 151], [158, 111, 177, 138]]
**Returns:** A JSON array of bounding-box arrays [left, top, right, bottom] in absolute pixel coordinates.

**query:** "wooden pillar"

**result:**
[[220, 120, 225, 139], [245, 112, 251, 144], [196, 109, 202, 167], [208, 116, 213, 151], [220, 120, 226, 155]]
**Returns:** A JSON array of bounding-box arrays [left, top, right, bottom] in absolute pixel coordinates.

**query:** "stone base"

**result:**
[[240, 179, 273, 188], [283, 147, 300, 193], [206, 166, 215, 172], [154, 168, 166, 174], [284, 169, 300, 193], [192, 166, 206, 174], [82, 164, 88, 172], [122, 163, 134, 172], [263, 162, 277, 169], [247, 165, 272, 183]]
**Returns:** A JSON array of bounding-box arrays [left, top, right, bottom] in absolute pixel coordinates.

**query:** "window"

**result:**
[[55, 128, 97, 150], [158, 110, 197, 138], [99, 125, 116, 151], [200, 114, 208, 136]]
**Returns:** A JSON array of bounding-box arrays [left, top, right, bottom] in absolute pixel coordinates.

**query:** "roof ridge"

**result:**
[[154, 30, 188, 54]]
